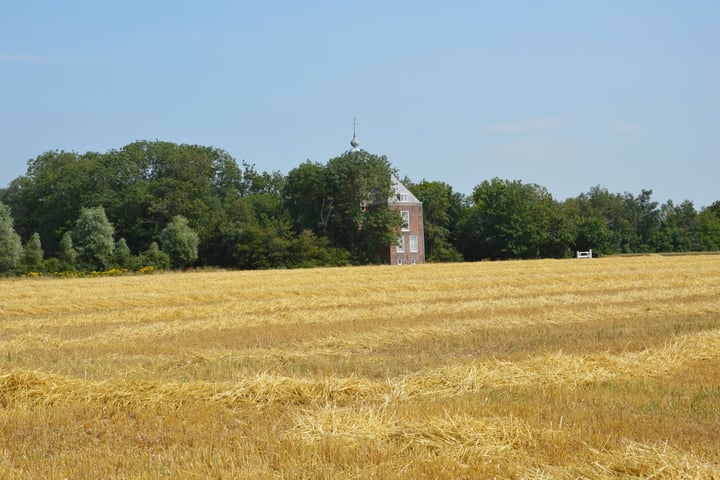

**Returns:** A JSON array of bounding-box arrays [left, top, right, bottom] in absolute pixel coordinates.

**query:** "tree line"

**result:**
[[1, 140, 719, 275]]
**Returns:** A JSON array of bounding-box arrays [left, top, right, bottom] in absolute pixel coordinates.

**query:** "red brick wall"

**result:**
[[385, 203, 425, 265]]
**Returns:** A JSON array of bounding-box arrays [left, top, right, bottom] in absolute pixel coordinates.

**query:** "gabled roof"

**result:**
[[389, 175, 421, 204]]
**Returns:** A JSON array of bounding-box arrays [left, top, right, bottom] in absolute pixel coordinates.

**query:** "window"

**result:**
[[409, 235, 419, 253], [398, 193, 408, 202], [401, 210, 410, 231], [396, 235, 405, 253], [411, 258, 417, 264], [397, 258, 403, 265]]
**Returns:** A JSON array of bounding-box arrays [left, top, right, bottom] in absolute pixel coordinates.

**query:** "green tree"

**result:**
[[571, 186, 617, 253], [458, 178, 573, 260], [625, 189, 660, 252], [707, 200, 720, 218], [159, 215, 199, 269], [234, 220, 288, 269], [283, 160, 327, 233], [285, 229, 352, 268], [656, 200, 700, 252], [22, 232, 44, 272], [0, 202, 23, 273], [574, 215, 611, 253], [113, 237, 143, 270], [322, 150, 400, 263], [572, 186, 640, 254], [58, 231, 78, 271], [97, 145, 156, 254], [3, 151, 110, 254], [699, 202, 720, 251], [542, 202, 576, 258], [0, 176, 36, 248], [114, 238, 132, 267], [141, 241, 170, 270], [73, 206, 115, 271], [0, 141, 254, 266], [239, 161, 285, 197]]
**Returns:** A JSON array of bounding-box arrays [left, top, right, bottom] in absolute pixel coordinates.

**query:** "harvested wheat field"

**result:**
[[1, 255, 720, 479]]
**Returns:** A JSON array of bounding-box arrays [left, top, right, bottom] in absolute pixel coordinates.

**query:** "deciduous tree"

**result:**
[[73, 206, 115, 271], [458, 178, 573, 260], [22, 232, 44, 272], [699, 203, 720, 251], [58, 231, 78, 271], [159, 215, 199, 269], [322, 150, 400, 263], [0, 202, 23, 273], [141, 242, 170, 270], [283, 160, 327, 233]]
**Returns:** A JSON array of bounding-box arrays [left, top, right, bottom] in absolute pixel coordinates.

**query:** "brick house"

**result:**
[[382, 175, 425, 265]]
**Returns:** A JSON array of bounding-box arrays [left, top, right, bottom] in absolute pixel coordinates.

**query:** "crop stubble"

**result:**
[[1, 255, 719, 478]]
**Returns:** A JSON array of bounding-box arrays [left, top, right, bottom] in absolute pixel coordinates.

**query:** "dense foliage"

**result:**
[[0, 140, 718, 274], [159, 216, 200, 269], [0, 202, 23, 272]]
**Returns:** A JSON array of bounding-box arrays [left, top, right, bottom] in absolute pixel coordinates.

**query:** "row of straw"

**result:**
[[4, 327, 719, 409]]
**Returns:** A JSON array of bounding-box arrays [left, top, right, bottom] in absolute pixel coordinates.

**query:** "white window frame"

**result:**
[[400, 210, 410, 232], [409, 235, 419, 253], [396, 235, 405, 253], [398, 193, 408, 202]]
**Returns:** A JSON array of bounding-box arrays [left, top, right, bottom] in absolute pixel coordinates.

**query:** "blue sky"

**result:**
[[2, 1, 718, 207]]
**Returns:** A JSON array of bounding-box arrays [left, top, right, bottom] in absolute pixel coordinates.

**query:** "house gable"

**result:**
[[383, 175, 425, 265], [389, 175, 422, 205]]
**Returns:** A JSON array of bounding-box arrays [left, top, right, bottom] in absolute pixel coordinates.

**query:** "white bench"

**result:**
[[576, 249, 593, 259]]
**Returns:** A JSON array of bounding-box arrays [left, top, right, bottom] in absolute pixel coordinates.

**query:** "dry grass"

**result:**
[[1, 255, 719, 478]]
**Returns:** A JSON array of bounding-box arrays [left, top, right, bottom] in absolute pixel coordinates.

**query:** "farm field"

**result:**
[[1, 255, 720, 479]]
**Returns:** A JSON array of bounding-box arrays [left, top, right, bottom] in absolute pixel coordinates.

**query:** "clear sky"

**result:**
[[2, 1, 718, 207]]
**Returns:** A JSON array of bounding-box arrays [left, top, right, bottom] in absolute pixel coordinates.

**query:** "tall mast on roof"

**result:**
[[350, 117, 360, 152]]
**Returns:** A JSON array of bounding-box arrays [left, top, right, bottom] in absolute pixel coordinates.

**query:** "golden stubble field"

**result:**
[[1, 255, 720, 479]]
